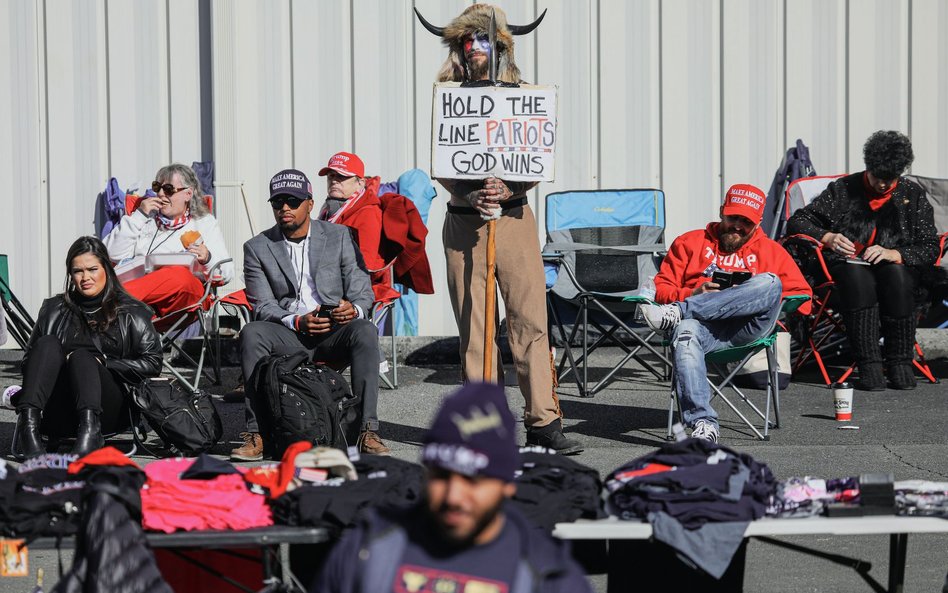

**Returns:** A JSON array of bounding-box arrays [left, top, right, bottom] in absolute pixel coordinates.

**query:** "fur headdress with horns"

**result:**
[[436, 4, 521, 84]]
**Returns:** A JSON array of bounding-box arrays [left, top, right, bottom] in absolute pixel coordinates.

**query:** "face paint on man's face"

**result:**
[[463, 33, 492, 58]]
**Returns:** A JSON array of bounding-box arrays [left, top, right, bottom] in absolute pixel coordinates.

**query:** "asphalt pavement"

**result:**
[[0, 345, 946, 592]]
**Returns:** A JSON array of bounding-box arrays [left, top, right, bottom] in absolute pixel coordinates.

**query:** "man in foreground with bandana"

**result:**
[[312, 381, 593, 593], [418, 3, 581, 455], [639, 184, 812, 443]]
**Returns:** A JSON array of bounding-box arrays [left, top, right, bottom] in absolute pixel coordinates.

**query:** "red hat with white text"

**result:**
[[722, 183, 766, 224], [318, 152, 365, 178]]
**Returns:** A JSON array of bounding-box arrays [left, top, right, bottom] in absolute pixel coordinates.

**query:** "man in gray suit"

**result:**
[[231, 168, 389, 460]]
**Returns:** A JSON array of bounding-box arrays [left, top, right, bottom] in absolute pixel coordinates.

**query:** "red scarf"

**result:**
[[863, 172, 897, 211]]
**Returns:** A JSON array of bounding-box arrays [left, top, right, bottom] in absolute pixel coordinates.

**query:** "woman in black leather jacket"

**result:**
[[11, 236, 162, 459]]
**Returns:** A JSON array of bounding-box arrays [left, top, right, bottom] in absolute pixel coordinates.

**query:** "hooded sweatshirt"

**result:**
[[654, 223, 812, 314]]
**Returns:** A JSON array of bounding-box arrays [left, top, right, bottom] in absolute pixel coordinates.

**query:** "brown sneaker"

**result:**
[[358, 430, 391, 456], [230, 432, 263, 461]]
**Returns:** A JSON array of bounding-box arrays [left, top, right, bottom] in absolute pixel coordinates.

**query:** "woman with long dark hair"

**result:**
[[11, 236, 162, 459], [787, 131, 940, 391]]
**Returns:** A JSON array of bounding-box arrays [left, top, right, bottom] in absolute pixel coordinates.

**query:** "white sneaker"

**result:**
[[691, 420, 719, 443], [1, 386, 21, 410], [640, 303, 682, 333]]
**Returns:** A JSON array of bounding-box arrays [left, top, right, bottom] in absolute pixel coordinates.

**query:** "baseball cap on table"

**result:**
[[318, 152, 365, 178], [269, 169, 313, 201], [722, 183, 767, 224], [421, 382, 519, 482]]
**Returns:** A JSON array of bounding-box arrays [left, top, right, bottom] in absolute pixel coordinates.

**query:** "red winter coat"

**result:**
[[330, 177, 433, 304], [654, 223, 812, 314]]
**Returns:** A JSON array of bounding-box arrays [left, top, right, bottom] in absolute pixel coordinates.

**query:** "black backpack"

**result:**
[[250, 351, 360, 457], [131, 377, 223, 457]]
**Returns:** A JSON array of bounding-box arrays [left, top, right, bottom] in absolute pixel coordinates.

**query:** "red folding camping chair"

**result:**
[[121, 194, 233, 392], [781, 176, 938, 385]]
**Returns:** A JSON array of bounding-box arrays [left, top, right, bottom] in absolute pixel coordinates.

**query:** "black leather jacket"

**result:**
[[23, 292, 162, 385], [52, 466, 173, 593]]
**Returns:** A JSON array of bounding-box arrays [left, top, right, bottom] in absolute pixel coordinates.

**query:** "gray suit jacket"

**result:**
[[243, 220, 374, 323]]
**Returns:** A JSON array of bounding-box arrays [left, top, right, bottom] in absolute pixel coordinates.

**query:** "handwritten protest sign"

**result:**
[[431, 83, 557, 182]]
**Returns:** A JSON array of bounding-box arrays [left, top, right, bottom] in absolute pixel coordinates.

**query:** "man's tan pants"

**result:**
[[443, 205, 561, 428]]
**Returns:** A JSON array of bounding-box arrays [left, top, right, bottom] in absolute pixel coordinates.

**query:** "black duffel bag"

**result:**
[[250, 351, 360, 457], [131, 377, 223, 456]]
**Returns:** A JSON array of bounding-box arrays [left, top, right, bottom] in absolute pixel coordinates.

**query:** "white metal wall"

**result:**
[[2, 0, 947, 337]]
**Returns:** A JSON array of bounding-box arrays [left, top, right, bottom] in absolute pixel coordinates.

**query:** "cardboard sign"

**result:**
[[431, 83, 557, 181]]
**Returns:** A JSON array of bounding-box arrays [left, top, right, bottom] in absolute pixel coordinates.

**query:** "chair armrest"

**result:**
[[781, 294, 810, 315], [781, 233, 834, 284], [622, 295, 656, 305], [205, 258, 233, 288], [544, 241, 666, 255], [936, 231, 948, 267], [541, 251, 564, 262]]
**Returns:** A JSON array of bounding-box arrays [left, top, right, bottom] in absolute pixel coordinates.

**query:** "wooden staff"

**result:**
[[483, 218, 497, 381], [483, 9, 500, 383]]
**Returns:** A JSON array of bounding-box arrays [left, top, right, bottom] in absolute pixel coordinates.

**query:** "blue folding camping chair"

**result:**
[[543, 189, 672, 397]]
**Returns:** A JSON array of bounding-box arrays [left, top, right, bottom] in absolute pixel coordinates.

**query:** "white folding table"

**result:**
[[554, 515, 948, 593]]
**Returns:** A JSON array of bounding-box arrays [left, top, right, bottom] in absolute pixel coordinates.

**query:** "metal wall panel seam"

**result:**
[[658, 0, 663, 191], [165, 0, 173, 161], [844, 0, 849, 170], [781, 0, 787, 150], [349, 0, 356, 153], [199, 0, 213, 161], [289, 0, 295, 164], [906, 0, 912, 142], [595, 0, 601, 188], [41, 0, 53, 297], [104, 0, 113, 178], [718, 0, 724, 200]]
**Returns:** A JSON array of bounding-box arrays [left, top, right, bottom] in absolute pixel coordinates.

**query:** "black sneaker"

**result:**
[[526, 421, 584, 455]]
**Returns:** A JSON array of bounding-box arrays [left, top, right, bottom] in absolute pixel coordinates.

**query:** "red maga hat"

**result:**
[[318, 152, 365, 178], [722, 183, 766, 224]]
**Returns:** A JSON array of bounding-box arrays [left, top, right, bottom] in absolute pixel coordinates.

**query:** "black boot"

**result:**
[[525, 419, 584, 455], [11, 408, 45, 460], [882, 315, 917, 390], [843, 306, 885, 391], [71, 409, 104, 457]]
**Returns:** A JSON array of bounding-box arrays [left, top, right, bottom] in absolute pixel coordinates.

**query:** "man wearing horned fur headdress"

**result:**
[[420, 4, 582, 455]]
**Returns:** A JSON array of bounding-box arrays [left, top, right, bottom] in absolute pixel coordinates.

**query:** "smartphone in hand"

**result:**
[[316, 304, 338, 318], [711, 270, 752, 289]]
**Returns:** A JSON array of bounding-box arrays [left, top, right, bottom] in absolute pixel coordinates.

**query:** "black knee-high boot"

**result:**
[[882, 315, 917, 390], [71, 409, 104, 457], [843, 306, 885, 391]]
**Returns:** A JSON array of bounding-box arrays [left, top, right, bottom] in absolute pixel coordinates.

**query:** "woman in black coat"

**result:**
[[11, 236, 162, 459], [786, 131, 940, 391]]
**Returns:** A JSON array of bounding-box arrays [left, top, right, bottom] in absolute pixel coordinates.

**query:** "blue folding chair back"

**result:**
[[546, 189, 665, 300], [543, 189, 670, 397]]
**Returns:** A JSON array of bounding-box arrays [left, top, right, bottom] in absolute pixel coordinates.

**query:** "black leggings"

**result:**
[[830, 262, 917, 317], [16, 335, 128, 437]]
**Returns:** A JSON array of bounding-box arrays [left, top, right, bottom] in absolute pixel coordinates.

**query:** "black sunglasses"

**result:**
[[152, 181, 188, 196], [269, 196, 309, 210]]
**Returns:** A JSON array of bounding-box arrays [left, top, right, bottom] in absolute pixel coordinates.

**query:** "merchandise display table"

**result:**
[[29, 525, 330, 590], [554, 516, 948, 593]]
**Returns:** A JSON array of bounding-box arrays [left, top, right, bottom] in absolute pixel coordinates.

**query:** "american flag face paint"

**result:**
[[463, 32, 492, 59]]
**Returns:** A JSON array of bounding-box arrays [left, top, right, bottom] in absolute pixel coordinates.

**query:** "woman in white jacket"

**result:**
[[103, 163, 234, 328]]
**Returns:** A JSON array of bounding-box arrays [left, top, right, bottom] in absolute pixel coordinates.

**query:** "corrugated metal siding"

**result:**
[[2, 0, 946, 337]]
